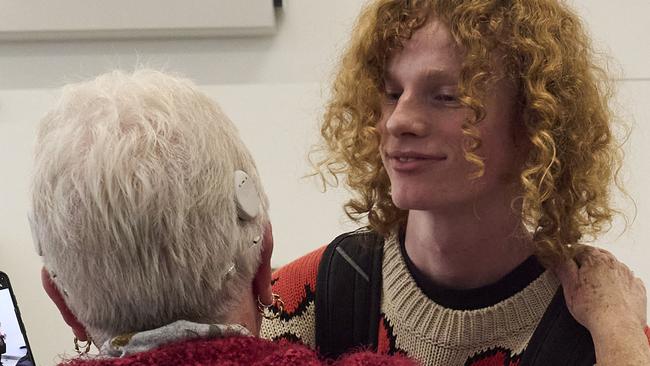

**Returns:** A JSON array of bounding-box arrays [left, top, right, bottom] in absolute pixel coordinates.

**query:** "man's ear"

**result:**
[[41, 267, 89, 341], [253, 223, 274, 305]]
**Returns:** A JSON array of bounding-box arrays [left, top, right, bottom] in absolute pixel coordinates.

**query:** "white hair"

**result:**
[[31, 69, 269, 342]]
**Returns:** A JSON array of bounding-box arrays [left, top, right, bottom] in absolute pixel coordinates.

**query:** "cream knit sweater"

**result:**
[[262, 232, 560, 366]]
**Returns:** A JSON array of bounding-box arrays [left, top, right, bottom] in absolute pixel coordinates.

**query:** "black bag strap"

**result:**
[[315, 230, 384, 359], [521, 288, 595, 366]]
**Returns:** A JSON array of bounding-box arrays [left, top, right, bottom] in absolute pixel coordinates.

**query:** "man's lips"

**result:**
[[386, 151, 447, 161], [385, 151, 447, 171]]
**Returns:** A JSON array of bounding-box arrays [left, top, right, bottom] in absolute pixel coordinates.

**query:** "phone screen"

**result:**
[[0, 272, 35, 366]]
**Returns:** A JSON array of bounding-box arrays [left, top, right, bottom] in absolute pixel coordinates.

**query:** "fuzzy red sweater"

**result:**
[[59, 336, 418, 366]]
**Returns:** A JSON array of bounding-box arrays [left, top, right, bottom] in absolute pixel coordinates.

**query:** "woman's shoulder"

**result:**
[[58, 337, 310, 366], [58, 336, 417, 366]]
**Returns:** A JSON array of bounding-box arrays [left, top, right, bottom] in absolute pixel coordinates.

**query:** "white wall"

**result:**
[[0, 1, 648, 364]]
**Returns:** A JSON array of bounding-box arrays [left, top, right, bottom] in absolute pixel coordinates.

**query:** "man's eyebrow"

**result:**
[[421, 69, 459, 83], [383, 68, 459, 85]]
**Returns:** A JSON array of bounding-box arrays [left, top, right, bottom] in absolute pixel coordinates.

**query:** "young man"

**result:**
[[262, 0, 649, 365]]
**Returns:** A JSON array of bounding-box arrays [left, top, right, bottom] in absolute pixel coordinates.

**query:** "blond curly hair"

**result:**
[[314, 0, 623, 264]]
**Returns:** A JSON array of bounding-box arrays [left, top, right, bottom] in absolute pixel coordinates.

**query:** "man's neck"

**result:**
[[404, 206, 535, 290]]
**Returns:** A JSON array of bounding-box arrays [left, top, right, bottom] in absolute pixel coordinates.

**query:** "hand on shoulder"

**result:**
[[554, 245, 646, 332], [553, 246, 650, 365]]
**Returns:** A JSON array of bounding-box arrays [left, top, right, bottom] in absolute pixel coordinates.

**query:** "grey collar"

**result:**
[[100, 320, 251, 358]]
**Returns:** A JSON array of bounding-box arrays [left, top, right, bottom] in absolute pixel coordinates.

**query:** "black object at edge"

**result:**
[[520, 288, 595, 366], [0, 271, 37, 366], [315, 230, 384, 359], [273, 0, 282, 8], [314, 231, 596, 365]]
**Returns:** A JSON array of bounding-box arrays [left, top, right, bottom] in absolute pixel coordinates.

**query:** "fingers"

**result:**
[[592, 248, 621, 270], [553, 255, 579, 292], [557, 245, 648, 331], [638, 278, 647, 293], [575, 246, 623, 271], [574, 245, 599, 266], [634, 277, 647, 296], [636, 278, 648, 324], [573, 246, 639, 288]]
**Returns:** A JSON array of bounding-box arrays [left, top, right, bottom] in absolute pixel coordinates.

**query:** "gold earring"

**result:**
[[74, 336, 92, 355], [257, 293, 284, 320]]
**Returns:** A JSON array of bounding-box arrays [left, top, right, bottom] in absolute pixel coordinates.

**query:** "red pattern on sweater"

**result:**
[[267, 246, 532, 365], [645, 325, 650, 346], [272, 246, 326, 315], [377, 316, 391, 355], [58, 337, 417, 366], [465, 348, 521, 366]]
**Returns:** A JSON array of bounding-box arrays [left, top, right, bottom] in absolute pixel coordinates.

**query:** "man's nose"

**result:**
[[384, 95, 429, 137]]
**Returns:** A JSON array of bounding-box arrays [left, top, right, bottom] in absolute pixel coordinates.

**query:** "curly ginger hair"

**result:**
[[314, 0, 624, 264]]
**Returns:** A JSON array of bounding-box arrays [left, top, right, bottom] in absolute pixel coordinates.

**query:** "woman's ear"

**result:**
[[253, 223, 274, 305], [41, 267, 89, 341]]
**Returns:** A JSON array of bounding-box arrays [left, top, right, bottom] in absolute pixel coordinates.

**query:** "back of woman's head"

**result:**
[[31, 69, 269, 342]]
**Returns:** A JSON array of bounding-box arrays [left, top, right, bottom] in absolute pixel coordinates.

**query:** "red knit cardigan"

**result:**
[[59, 336, 418, 366]]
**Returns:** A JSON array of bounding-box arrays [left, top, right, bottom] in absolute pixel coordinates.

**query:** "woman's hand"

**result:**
[[554, 246, 649, 365], [555, 246, 646, 331]]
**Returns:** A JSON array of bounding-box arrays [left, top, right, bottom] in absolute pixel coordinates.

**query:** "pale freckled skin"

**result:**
[[555, 247, 649, 365], [378, 19, 522, 212], [377, 16, 649, 364], [377, 17, 533, 291]]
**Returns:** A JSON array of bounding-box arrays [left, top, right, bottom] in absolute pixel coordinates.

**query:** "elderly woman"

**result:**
[[31, 70, 415, 366]]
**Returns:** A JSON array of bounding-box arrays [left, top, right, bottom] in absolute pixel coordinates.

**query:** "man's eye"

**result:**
[[383, 91, 401, 103], [434, 94, 458, 102], [431, 93, 462, 108]]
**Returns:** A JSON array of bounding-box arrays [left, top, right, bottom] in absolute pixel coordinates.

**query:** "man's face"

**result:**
[[377, 18, 524, 213]]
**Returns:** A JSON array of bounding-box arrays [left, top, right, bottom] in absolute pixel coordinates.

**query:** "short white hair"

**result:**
[[31, 69, 269, 342]]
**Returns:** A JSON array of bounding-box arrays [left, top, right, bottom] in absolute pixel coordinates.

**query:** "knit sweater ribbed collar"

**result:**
[[382, 231, 559, 350], [397, 229, 547, 310]]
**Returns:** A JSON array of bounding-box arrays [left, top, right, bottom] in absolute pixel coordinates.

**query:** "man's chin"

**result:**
[[392, 194, 460, 212], [392, 196, 434, 211]]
